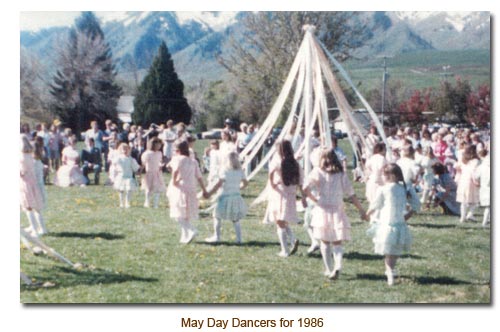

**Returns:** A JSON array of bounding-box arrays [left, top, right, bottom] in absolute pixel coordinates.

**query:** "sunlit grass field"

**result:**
[[20, 140, 490, 303]]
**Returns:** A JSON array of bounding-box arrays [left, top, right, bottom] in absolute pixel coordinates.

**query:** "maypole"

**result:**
[[217, 25, 387, 210]]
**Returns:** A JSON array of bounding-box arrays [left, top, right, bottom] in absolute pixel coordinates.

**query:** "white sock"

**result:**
[[213, 218, 221, 240], [460, 203, 467, 222], [233, 220, 242, 243], [178, 219, 188, 242], [277, 227, 288, 255], [466, 205, 476, 220], [25, 211, 38, 236], [119, 192, 125, 207], [333, 245, 344, 271], [483, 207, 490, 226], [320, 242, 333, 274], [125, 191, 131, 207], [307, 227, 318, 248], [34, 211, 48, 235], [420, 189, 429, 204], [144, 192, 151, 207], [153, 193, 160, 208]]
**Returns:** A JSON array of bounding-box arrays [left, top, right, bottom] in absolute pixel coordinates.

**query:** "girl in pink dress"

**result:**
[[455, 145, 480, 223], [141, 137, 165, 208], [268, 140, 306, 257], [303, 149, 367, 279], [53, 137, 87, 187], [20, 135, 47, 237], [167, 141, 208, 244], [364, 143, 387, 209]]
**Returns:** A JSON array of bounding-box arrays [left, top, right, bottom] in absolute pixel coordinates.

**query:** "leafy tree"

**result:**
[[398, 89, 432, 126], [365, 80, 408, 125], [433, 77, 472, 124], [133, 41, 192, 127], [202, 80, 238, 129], [49, 11, 122, 135], [218, 12, 370, 123], [467, 84, 490, 128], [20, 50, 51, 123]]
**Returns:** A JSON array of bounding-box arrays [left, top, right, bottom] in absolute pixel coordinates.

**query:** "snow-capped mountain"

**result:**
[[20, 11, 490, 84]]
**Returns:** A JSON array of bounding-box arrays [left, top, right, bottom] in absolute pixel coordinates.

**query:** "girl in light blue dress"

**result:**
[[205, 152, 248, 244], [366, 163, 421, 286]]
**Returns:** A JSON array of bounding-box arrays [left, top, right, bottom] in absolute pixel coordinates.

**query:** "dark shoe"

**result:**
[[289, 239, 299, 256], [329, 269, 341, 280]]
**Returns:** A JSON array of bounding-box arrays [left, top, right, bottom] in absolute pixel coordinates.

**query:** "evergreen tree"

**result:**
[[133, 41, 191, 126], [49, 11, 122, 135]]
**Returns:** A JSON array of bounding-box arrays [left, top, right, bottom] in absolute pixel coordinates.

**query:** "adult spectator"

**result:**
[[102, 119, 114, 172], [48, 124, 63, 171], [160, 120, 177, 164], [236, 123, 249, 153], [81, 138, 102, 185], [84, 121, 105, 153], [118, 123, 131, 144]]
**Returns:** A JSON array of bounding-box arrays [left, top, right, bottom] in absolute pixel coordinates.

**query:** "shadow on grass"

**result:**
[[22, 266, 158, 291], [410, 223, 478, 230], [355, 273, 482, 286], [199, 240, 277, 248], [344, 252, 423, 261], [49, 232, 125, 240]]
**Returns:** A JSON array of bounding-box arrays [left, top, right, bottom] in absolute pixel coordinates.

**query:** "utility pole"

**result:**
[[381, 56, 389, 126]]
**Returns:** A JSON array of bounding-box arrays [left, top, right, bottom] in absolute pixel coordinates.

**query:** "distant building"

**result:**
[[117, 96, 135, 123]]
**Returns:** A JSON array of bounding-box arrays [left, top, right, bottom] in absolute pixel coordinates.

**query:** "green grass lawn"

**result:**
[[20, 140, 490, 303]]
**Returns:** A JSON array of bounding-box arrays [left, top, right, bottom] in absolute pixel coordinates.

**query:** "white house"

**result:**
[[116, 96, 135, 123]]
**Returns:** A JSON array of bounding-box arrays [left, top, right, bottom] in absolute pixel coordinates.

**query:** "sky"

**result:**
[[20, 11, 128, 31]]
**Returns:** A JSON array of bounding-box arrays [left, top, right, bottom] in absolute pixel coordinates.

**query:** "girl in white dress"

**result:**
[[113, 143, 140, 208], [364, 143, 387, 221], [474, 150, 490, 227], [455, 145, 480, 223], [303, 149, 367, 279], [418, 146, 439, 208], [366, 163, 421, 286], [205, 152, 248, 244]]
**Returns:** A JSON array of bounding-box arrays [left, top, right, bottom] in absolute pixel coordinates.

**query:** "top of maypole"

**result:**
[[302, 24, 316, 34]]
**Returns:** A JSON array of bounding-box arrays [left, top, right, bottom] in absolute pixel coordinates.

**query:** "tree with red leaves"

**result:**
[[398, 89, 432, 126], [467, 85, 490, 128]]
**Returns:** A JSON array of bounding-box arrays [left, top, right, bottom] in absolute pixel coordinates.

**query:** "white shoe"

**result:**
[[185, 229, 197, 244], [323, 270, 331, 277], [125, 203, 131, 209], [32, 246, 44, 255], [144, 202, 150, 208], [278, 251, 289, 258], [205, 235, 220, 243], [385, 270, 395, 286], [24, 227, 36, 237], [307, 244, 319, 254]]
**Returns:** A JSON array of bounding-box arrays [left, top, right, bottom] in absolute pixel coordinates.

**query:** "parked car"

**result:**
[[334, 129, 347, 139], [200, 128, 224, 140]]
